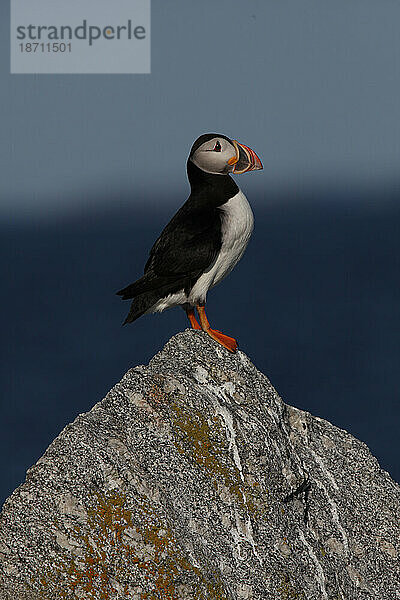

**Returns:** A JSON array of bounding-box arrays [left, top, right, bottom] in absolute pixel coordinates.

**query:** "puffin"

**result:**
[[117, 133, 263, 353]]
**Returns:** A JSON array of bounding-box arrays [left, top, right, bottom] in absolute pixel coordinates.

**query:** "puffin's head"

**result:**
[[189, 133, 263, 176]]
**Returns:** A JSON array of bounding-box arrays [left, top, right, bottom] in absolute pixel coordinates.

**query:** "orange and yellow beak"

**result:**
[[228, 140, 263, 174]]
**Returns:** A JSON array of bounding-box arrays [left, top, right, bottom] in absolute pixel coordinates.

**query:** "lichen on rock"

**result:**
[[0, 329, 399, 599]]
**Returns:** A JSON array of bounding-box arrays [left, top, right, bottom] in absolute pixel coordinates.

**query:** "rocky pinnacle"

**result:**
[[0, 330, 399, 599]]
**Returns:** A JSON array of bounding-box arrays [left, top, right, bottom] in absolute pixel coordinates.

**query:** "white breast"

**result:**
[[188, 189, 254, 305]]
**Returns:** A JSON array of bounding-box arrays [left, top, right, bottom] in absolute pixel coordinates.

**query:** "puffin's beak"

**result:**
[[228, 140, 263, 174]]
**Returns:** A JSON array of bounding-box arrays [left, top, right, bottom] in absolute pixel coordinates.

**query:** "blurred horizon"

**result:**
[[3, 177, 400, 224]]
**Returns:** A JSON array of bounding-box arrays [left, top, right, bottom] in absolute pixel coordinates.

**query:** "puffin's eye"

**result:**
[[214, 141, 222, 152]]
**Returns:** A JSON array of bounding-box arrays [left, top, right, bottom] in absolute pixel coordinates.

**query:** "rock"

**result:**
[[0, 329, 399, 599]]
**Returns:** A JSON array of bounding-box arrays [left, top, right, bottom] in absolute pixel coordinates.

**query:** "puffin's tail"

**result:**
[[121, 291, 158, 324], [116, 273, 187, 325], [116, 273, 155, 300]]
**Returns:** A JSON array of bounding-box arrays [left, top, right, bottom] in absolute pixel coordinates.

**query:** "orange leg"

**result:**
[[196, 305, 238, 353], [186, 307, 201, 330]]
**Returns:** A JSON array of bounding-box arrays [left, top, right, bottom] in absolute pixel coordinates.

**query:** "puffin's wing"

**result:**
[[117, 203, 221, 300], [145, 204, 221, 279]]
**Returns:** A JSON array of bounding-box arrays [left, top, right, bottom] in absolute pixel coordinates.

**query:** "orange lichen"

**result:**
[[36, 490, 228, 600], [148, 382, 166, 404]]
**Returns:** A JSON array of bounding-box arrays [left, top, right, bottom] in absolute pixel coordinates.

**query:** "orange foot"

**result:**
[[186, 308, 202, 330], [207, 329, 238, 353]]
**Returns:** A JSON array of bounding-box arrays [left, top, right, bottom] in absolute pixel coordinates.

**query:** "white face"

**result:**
[[190, 137, 237, 175]]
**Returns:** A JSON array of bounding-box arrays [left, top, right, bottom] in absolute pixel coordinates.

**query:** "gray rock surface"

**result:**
[[0, 329, 399, 599]]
